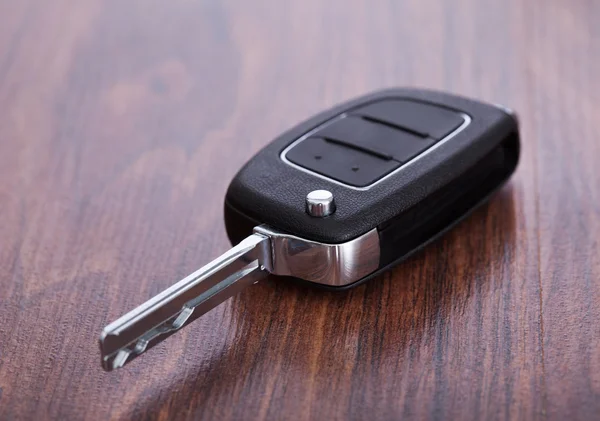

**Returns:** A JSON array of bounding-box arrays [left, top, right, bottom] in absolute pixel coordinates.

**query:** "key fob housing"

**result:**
[[224, 88, 520, 289]]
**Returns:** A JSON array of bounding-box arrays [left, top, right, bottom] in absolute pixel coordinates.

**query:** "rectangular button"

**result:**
[[286, 137, 400, 187], [315, 116, 436, 163], [352, 99, 464, 140]]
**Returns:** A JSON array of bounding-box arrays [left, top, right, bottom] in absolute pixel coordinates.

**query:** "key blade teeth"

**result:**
[[112, 350, 132, 370], [100, 306, 194, 371], [99, 331, 126, 372]]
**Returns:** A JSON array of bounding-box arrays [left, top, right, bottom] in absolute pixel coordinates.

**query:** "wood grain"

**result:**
[[0, 0, 598, 419]]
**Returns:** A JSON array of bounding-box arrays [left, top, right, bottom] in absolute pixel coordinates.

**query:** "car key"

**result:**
[[100, 87, 520, 371]]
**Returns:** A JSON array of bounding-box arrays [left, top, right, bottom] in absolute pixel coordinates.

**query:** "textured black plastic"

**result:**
[[376, 132, 519, 268], [224, 87, 519, 246]]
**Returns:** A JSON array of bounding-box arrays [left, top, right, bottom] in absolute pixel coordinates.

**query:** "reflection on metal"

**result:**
[[254, 225, 380, 287]]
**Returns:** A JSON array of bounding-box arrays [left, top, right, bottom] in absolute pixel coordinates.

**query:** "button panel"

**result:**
[[282, 98, 466, 188]]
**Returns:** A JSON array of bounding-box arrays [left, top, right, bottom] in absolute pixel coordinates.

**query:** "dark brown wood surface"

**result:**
[[0, 0, 599, 420]]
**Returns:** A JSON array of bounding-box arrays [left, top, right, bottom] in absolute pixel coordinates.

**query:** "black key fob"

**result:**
[[101, 87, 521, 371], [224, 87, 519, 289]]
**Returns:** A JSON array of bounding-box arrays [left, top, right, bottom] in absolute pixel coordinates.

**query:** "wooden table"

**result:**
[[1, 0, 598, 420]]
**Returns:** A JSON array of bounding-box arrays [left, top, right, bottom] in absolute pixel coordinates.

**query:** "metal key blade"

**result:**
[[99, 233, 271, 371]]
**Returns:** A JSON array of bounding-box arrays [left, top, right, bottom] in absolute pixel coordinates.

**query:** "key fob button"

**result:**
[[286, 137, 400, 187], [314, 116, 437, 163], [352, 99, 465, 139]]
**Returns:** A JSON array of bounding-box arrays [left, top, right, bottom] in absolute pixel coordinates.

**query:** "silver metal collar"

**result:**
[[254, 225, 380, 287]]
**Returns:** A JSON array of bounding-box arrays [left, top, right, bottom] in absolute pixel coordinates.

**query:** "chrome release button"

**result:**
[[306, 190, 336, 217]]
